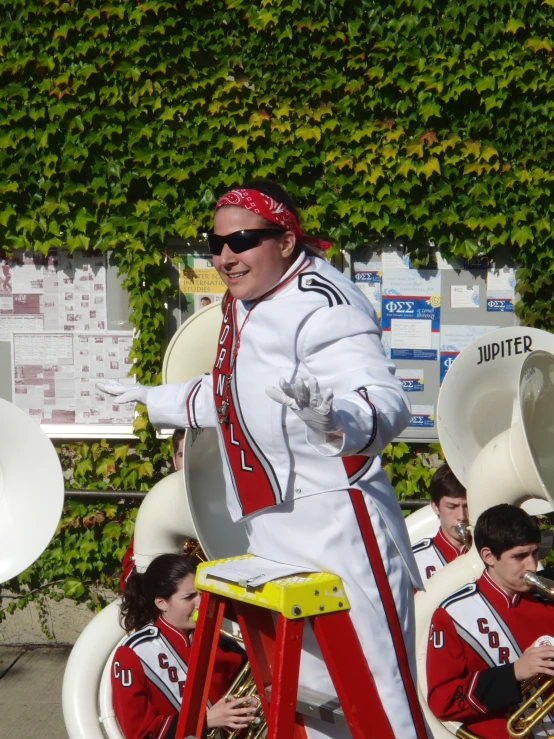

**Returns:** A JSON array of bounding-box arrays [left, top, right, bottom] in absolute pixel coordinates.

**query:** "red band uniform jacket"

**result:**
[[412, 528, 468, 584], [111, 615, 243, 739], [427, 571, 554, 739]]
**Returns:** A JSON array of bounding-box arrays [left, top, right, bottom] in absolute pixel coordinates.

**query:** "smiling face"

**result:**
[[154, 573, 201, 631], [481, 543, 540, 597], [212, 206, 296, 301]]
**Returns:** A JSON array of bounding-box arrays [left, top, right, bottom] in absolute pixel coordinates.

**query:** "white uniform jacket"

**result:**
[[148, 253, 421, 587]]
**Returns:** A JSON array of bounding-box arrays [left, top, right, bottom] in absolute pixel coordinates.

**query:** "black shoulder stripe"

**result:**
[[298, 272, 345, 307], [412, 538, 433, 553], [308, 272, 350, 305], [440, 582, 478, 610], [122, 624, 159, 648]]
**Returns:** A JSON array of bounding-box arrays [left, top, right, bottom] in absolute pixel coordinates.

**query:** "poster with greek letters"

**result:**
[[486, 264, 515, 312], [381, 270, 441, 360]]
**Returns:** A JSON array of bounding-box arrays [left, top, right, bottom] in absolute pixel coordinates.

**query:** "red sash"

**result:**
[[212, 295, 281, 516]]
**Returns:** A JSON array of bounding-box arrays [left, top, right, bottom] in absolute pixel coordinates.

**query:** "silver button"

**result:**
[[295, 487, 301, 493], [306, 279, 313, 285]]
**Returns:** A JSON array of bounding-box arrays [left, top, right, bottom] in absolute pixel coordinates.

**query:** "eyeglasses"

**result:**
[[207, 228, 286, 256]]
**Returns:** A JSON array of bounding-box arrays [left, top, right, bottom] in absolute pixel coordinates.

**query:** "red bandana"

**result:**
[[215, 188, 332, 251]]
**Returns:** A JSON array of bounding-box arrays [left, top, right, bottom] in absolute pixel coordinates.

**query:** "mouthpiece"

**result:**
[[454, 522, 472, 548], [192, 610, 199, 623], [524, 571, 554, 600]]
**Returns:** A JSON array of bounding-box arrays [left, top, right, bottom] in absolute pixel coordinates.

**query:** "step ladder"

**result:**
[[176, 555, 395, 739]]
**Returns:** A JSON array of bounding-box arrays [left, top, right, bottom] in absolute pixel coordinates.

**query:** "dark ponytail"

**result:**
[[120, 553, 197, 632]]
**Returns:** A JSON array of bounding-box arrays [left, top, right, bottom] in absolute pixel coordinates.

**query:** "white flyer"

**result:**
[[381, 247, 411, 270], [486, 264, 515, 312], [353, 270, 382, 318], [451, 284, 480, 308], [0, 249, 107, 333], [395, 368, 424, 393], [0, 315, 43, 340], [391, 319, 432, 350], [12, 331, 134, 425], [409, 404, 435, 429], [440, 325, 500, 384]]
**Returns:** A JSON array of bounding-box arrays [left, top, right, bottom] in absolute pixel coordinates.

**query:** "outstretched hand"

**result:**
[[96, 381, 149, 406], [265, 375, 342, 435]]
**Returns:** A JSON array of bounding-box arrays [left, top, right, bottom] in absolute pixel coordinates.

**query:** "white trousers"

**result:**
[[246, 489, 426, 739]]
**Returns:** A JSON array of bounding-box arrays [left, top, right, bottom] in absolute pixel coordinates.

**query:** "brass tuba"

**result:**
[[505, 573, 554, 739]]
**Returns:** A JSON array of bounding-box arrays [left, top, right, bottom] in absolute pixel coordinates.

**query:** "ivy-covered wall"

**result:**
[[1, 0, 553, 629]]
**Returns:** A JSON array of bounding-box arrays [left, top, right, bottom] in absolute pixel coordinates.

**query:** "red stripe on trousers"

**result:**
[[348, 488, 428, 739]]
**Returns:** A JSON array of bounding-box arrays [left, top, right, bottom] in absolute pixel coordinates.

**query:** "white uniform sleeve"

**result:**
[[146, 373, 217, 429], [297, 304, 411, 457]]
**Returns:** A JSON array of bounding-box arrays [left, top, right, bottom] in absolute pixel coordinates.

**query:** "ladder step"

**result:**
[[266, 685, 347, 728]]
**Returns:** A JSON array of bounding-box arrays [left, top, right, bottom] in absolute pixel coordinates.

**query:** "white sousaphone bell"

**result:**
[[412, 327, 554, 739], [0, 398, 64, 583], [62, 302, 250, 739]]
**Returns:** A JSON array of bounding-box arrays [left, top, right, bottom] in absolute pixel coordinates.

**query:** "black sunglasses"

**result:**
[[207, 228, 286, 256]]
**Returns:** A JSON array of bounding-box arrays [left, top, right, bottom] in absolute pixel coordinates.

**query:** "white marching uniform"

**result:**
[[147, 253, 427, 738]]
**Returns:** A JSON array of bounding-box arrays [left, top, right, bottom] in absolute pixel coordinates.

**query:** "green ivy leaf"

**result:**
[[64, 577, 85, 599]]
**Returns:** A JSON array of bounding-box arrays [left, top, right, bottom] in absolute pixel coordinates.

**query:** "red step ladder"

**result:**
[[176, 555, 395, 739]]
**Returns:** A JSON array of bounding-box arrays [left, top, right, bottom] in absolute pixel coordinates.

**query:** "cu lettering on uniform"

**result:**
[[158, 653, 179, 682], [430, 625, 444, 649], [425, 565, 436, 580], [113, 660, 133, 687], [477, 618, 511, 663]]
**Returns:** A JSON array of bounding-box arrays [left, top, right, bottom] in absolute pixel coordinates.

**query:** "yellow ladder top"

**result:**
[[195, 555, 350, 619]]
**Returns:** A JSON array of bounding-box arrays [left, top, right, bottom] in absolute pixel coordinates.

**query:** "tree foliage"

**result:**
[[1, 0, 553, 628]]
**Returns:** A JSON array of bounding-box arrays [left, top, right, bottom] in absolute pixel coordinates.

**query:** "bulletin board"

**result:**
[[0, 248, 134, 438], [350, 244, 518, 442]]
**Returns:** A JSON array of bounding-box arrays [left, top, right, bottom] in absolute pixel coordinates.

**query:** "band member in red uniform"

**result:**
[[412, 462, 469, 583], [112, 554, 255, 739], [427, 504, 554, 739], [100, 180, 427, 738]]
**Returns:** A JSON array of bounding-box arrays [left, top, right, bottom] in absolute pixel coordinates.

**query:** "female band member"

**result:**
[[100, 180, 427, 738], [112, 554, 255, 739]]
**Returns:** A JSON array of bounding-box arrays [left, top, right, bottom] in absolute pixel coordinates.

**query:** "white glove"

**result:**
[[96, 381, 149, 405], [265, 376, 342, 434]]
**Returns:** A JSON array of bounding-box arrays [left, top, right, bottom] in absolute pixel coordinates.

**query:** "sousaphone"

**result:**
[[63, 303, 249, 739], [0, 398, 64, 583], [414, 327, 554, 739]]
